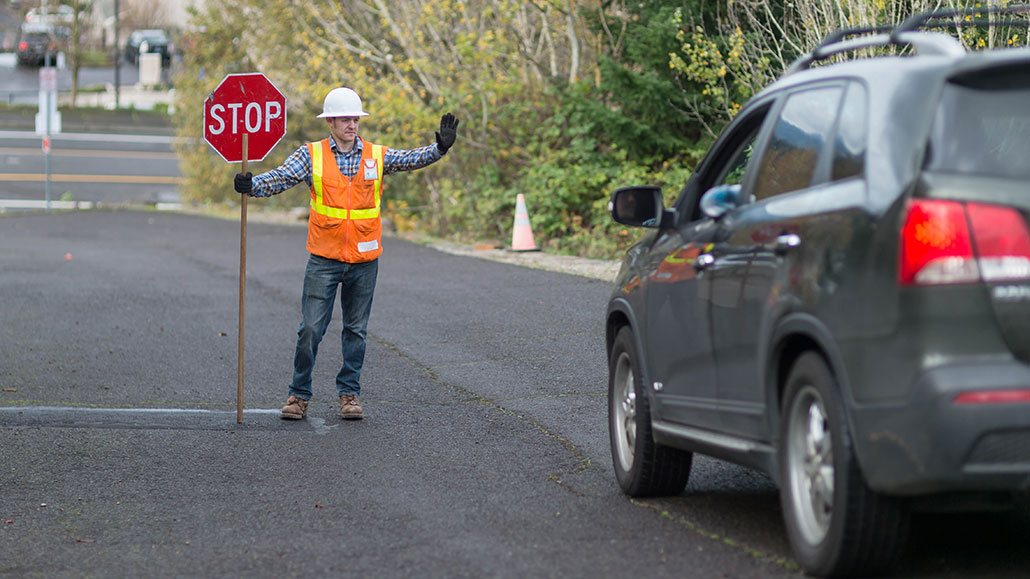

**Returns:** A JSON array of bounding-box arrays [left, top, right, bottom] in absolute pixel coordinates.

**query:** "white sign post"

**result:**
[[35, 66, 61, 211]]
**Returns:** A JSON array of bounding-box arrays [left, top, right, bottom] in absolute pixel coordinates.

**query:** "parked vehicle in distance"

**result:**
[[124, 29, 172, 66], [15, 23, 66, 67], [606, 6, 1030, 578]]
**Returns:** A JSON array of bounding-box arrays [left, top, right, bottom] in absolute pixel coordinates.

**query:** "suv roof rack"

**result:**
[[786, 4, 1030, 75]]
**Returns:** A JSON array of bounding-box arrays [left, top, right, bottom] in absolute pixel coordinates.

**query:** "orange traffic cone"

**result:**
[[511, 193, 539, 251]]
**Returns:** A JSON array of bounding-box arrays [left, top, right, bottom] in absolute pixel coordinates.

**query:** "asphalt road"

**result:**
[[0, 210, 795, 578], [2, 210, 1028, 577]]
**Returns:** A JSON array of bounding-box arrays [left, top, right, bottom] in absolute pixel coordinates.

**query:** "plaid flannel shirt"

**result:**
[[250, 135, 442, 197]]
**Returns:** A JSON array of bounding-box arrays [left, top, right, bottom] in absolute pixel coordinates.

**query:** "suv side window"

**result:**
[[677, 103, 772, 222], [831, 83, 868, 181], [719, 133, 758, 188], [752, 87, 844, 201]]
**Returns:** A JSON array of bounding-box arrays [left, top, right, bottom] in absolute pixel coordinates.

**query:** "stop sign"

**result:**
[[204, 73, 287, 163]]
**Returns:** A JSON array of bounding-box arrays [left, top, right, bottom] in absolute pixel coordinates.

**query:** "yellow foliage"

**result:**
[[174, 0, 596, 227]]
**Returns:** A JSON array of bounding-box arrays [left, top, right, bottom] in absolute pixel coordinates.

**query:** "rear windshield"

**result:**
[[137, 31, 167, 41], [928, 68, 1030, 179]]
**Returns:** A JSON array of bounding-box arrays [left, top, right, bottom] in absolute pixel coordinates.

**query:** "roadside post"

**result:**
[[35, 66, 61, 211], [203, 73, 287, 423]]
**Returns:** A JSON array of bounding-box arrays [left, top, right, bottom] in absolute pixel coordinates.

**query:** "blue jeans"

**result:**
[[288, 255, 378, 400]]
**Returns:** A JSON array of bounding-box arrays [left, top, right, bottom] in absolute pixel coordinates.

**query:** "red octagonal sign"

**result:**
[[204, 73, 287, 163]]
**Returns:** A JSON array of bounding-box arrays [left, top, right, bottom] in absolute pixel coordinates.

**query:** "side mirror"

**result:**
[[699, 184, 743, 220], [608, 186, 664, 228]]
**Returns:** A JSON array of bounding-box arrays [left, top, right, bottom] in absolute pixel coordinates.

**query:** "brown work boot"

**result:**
[[280, 396, 309, 420], [339, 394, 363, 420]]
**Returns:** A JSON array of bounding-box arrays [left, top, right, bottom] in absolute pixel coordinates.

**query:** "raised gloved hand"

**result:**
[[436, 113, 459, 155], [234, 172, 253, 195]]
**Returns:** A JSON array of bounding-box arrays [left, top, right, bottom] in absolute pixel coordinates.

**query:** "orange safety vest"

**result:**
[[306, 138, 386, 263]]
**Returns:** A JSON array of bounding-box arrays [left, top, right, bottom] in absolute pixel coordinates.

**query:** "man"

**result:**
[[234, 87, 459, 420]]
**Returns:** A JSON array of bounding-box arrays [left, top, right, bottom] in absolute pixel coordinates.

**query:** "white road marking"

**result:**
[[0, 406, 281, 415], [0, 406, 342, 434], [0, 130, 178, 144]]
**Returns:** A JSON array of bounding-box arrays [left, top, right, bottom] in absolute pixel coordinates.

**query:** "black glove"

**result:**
[[234, 172, 253, 195], [436, 113, 459, 155]]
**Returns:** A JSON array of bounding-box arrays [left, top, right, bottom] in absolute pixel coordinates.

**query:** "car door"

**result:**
[[642, 219, 720, 429], [644, 103, 773, 430], [709, 82, 870, 440]]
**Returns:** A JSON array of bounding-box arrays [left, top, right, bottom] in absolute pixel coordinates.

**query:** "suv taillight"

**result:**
[[900, 199, 1030, 285], [18, 41, 27, 51]]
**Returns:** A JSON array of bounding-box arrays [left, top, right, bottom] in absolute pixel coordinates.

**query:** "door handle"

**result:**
[[775, 233, 801, 255], [693, 253, 715, 271]]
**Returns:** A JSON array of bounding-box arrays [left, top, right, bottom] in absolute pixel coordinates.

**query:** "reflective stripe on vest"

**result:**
[[310, 141, 384, 220]]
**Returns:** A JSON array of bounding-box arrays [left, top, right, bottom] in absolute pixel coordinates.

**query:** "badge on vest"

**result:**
[[363, 158, 379, 181]]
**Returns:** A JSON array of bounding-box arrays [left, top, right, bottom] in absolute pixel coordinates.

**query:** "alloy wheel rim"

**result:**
[[787, 384, 834, 545], [613, 351, 637, 473]]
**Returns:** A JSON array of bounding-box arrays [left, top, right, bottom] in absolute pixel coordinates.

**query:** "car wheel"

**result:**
[[609, 326, 691, 496], [779, 352, 909, 577]]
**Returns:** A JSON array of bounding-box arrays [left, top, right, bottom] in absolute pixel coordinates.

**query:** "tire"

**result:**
[[779, 352, 909, 577], [609, 326, 692, 496]]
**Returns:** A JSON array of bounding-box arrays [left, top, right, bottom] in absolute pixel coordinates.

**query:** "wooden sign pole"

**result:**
[[237, 134, 248, 424]]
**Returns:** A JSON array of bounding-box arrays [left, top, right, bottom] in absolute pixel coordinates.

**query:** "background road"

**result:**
[[2, 210, 1028, 577], [0, 1, 180, 208], [0, 130, 180, 205]]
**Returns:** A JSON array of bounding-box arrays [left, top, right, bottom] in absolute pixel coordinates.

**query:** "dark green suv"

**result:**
[[606, 7, 1030, 578]]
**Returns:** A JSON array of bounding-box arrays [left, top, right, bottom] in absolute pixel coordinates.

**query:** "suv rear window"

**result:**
[[928, 70, 1030, 179]]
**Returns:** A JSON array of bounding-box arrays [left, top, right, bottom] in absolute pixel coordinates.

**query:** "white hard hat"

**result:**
[[316, 87, 369, 118]]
